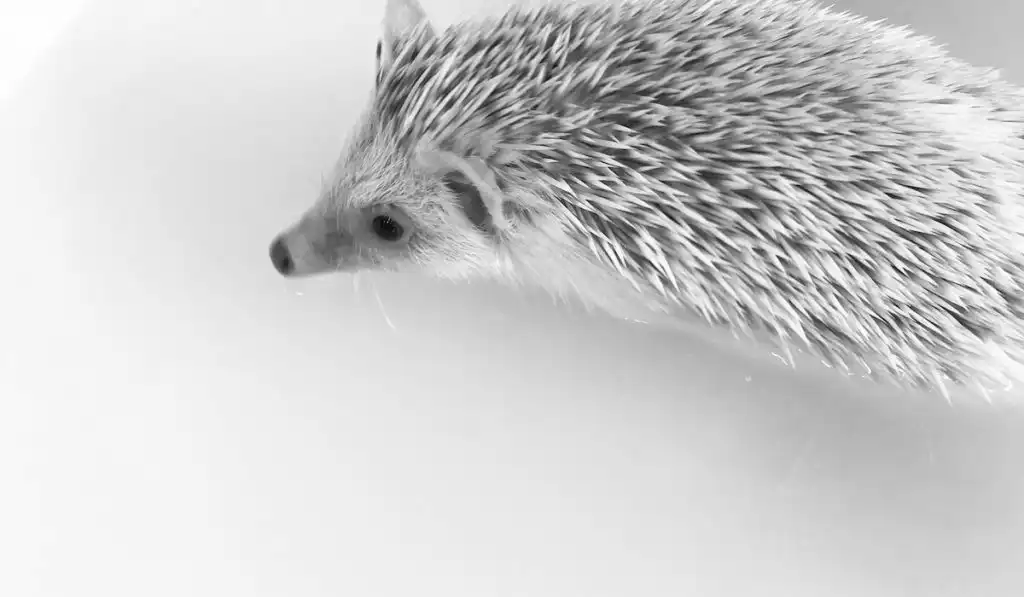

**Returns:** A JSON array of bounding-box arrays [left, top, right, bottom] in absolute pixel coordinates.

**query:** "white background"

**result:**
[[2, 0, 1022, 596]]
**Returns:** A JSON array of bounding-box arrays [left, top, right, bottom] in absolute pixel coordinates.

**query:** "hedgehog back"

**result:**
[[372, 0, 1024, 394]]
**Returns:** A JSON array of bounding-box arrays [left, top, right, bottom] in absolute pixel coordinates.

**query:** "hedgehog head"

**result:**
[[269, 0, 514, 283]]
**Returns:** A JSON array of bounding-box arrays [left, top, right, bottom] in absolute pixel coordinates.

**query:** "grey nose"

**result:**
[[269, 236, 294, 276]]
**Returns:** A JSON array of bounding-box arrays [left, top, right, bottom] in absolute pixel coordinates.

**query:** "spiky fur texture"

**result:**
[[272, 0, 1024, 399]]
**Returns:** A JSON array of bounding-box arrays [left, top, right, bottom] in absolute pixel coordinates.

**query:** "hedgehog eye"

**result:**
[[371, 214, 404, 242]]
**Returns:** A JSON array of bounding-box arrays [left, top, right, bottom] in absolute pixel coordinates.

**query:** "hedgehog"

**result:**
[[268, 0, 1024, 400]]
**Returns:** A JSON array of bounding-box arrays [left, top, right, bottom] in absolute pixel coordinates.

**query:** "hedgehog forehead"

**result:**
[[329, 160, 421, 214], [322, 123, 415, 211]]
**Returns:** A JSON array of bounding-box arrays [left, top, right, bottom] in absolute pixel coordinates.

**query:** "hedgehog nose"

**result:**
[[269, 236, 294, 276]]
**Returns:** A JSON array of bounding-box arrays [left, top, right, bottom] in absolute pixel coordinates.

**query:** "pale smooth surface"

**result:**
[[2, 1, 1023, 596], [0, 0, 92, 100]]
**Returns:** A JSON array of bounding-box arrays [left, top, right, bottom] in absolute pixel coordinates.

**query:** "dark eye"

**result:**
[[371, 215, 404, 242], [375, 40, 383, 62]]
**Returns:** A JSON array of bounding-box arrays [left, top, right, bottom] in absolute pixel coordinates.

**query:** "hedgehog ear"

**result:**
[[382, 0, 436, 47], [378, 0, 435, 76], [417, 148, 511, 236], [443, 170, 493, 233]]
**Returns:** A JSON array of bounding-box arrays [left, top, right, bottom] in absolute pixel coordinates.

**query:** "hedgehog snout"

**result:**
[[269, 215, 350, 278], [269, 235, 295, 276]]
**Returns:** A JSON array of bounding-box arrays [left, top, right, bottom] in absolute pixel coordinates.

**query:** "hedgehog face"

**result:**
[[269, 0, 507, 282], [269, 129, 507, 283], [267, 137, 502, 281]]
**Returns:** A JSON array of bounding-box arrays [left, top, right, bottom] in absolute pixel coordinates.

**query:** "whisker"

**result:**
[[372, 277, 398, 332]]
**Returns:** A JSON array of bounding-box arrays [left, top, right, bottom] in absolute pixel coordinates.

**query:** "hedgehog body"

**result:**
[[269, 0, 1024, 398]]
